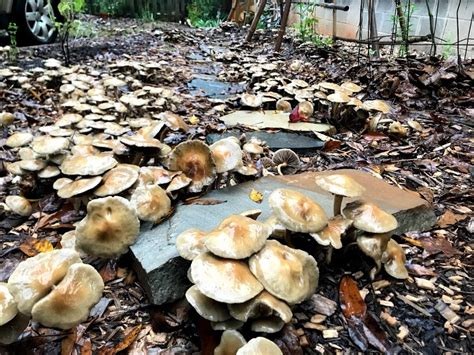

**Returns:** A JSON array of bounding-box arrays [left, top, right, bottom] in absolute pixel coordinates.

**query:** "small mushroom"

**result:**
[[236, 337, 282, 355], [214, 330, 247, 355], [60, 153, 117, 176], [5, 132, 33, 148], [381, 239, 409, 279], [289, 101, 313, 122], [250, 316, 285, 333], [210, 137, 243, 174], [158, 111, 190, 132], [362, 100, 391, 114], [243, 142, 264, 155], [57, 176, 102, 199], [343, 201, 398, 234], [75, 196, 140, 257], [272, 149, 300, 175], [314, 174, 365, 216], [94, 164, 139, 197], [0, 283, 17, 326], [310, 215, 353, 249], [4, 196, 32, 217], [31, 136, 70, 155], [31, 263, 104, 329], [357, 233, 392, 279], [130, 185, 171, 223], [241, 93, 262, 108], [211, 318, 245, 331], [185, 285, 231, 322], [176, 228, 209, 260], [249, 240, 319, 305], [276, 99, 292, 112], [269, 188, 328, 233], [190, 252, 263, 303]]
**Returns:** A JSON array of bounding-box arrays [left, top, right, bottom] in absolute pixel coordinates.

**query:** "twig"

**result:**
[[465, 13, 473, 60], [425, 0, 436, 56]]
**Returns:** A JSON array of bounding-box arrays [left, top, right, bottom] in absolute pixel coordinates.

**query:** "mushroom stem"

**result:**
[[276, 163, 287, 176], [333, 194, 343, 216], [325, 246, 333, 264]]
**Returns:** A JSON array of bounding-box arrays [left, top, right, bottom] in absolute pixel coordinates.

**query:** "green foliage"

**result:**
[[188, 0, 225, 27], [293, 2, 331, 48], [442, 35, 454, 59], [391, 1, 416, 56], [7, 23, 19, 63]]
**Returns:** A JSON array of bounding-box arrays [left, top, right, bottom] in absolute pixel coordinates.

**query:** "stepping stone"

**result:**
[[130, 169, 436, 305], [206, 130, 324, 152]]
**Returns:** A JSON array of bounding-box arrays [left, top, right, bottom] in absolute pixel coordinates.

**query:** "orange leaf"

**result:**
[[19, 238, 54, 257], [437, 210, 468, 228], [113, 325, 142, 353], [339, 275, 366, 319]]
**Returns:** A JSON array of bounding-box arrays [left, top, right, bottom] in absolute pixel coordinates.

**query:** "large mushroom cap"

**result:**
[[343, 201, 398, 233], [94, 164, 139, 196], [315, 174, 365, 197], [31, 136, 70, 155], [236, 337, 283, 355], [190, 253, 263, 304], [249, 240, 319, 305], [5, 132, 33, 148], [60, 153, 118, 176], [167, 140, 216, 193], [210, 138, 243, 174], [269, 188, 328, 233], [204, 215, 270, 259], [7, 249, 82, 315], [130, 185, 171, 223], [75, 196, 140, 257], [185, 285, 231, 322], [310, 216, 353, 249], [214, 330, 247, 355], [382, 239, 409, 279], [327, 91, 351, 103], [362, 99, 391, 114], [176, 228, 209, 261], [31, 263, 104, 330], [5, 196, 32, 217], [241, 93, 262, 108], [57, 177, 102, 199], [0, 283, 17, 326]]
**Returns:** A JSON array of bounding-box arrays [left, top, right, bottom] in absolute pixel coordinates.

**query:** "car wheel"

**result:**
[[14, 0, 60, 45]]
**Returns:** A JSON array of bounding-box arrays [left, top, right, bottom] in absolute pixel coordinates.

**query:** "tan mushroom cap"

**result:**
[[0, 312, 30, 345], [241, 93, 262, 108], [228, 290, 292, 323], [53, 177, 73, 190], [185, 285, 231, 322], [237, 165, 258, 176], [190, 252, 263, 304], [31, 136, 70, 155], [310, 216, 353, 249], [138, 166, 177, 186], [236, 337, 283, 355], [357, 233, 391, 279], [7, 249, 82, 315], [382, 239, 409, 279], [5, 132, 33, 148], [60, 153, 118, 176], [343, 201, 398, 233], [318, 82, 341, 91], [243, 143, 264, 155], [341, 81, 362, 93], [55, 113, 83, 127], [130, 185, 171, 223], [58, 176, 102, 199], [362, 100, 391, 114], [94, 164, 139, 197], [168, 140, 217, 193], [276, 99, 292, 112], [0, 112, 15, 126], [327, 91, 351, 103], [298, 101, 314, 118], [214, 330, 247, 355], [249, 240, 319, 305], [38, 165, 61, 179], [250, 316, 285, 333], [31, 263, 104, 330], [210, 138, 243, 173], [159, 112, 190, 132], [0, 283, 17, 326], [18, 159, 47, 171], [315, 174, 365, 198], [176, 228, 209, 260], [166, 174, 192, 194], [75, 196, 140, 257], [204, 215, 270, 259], [269, 189, 328, 233], [120, 135, 164, 149], [5, 196, 32, 217]]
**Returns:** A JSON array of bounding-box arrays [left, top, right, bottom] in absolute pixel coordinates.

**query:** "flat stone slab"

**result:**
[[219, 110, 334, 133], [130, 169, 436, 305], [206, 130, 324, 152]]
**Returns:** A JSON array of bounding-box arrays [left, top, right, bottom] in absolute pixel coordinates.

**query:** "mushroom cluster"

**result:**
[[1, 248, 103, 342], [176, 212, 319, 334]]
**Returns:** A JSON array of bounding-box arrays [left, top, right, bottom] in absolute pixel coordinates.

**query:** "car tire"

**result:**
[[13, 0, 62, 45]]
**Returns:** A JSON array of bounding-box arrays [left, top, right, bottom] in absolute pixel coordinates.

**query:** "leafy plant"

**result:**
[[442, 35, 454, 59], [7, 23, 19, 63], [187, 0, 225, 27], [293, 2, 331, 48]]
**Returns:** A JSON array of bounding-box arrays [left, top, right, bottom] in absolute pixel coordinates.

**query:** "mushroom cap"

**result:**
[[298, 101, 314, 118], [243, 143, 264, 155], [272, 149, 300, 174], [58, 176, 102, 199], [94, 164, 139, 196], [228, 290, 292, 323], [75, 196, 140, 257], [31, 263, 104, 330], [241, 93, 262, 108], [159, 112, 190, 132], [167, 140, 217, 193], [60, 154, 118, 176], [210, 138, 243, 174], [53, 177, 73, 190], [269, 188, 328, 233], [236, 337, 283, 355], [211, 318, 245, 331], [60, 230, 77, 250], [327, 91, 351, 103], [55, 113, 83, 127], [382, 239, 409, 279], [341, 81, 362, 93], [5, 196, 32, 217], [190, 252, 263, 304], [214, 330, 247, 355], [18, 159, 47, 172], [38, 165, 61, 179], [0, 283, 17, 326], [310, 216, 353, 249], [120, 135, 164, 149], [5, 132, 33, 148], [237, 165, 258, 176], [204, 215, 270, 259], [138, 166, 176, 186], [276, 99, 292, 112], [185, 285, 231, 322], [31, 136, 70, 155], [315, 174, 365, 198], [0, 112, 15, 126], [166, 174, 193, 194], [343, 201, 398, 233], [357, 233, 391, 276], [318, 82, 341, 91], [362, 100, 391, 114], [130, 185, 171, 223], [7, 249, 82, 315], [176, 228, 209, 260], [0, 312, 30, 345], [250, 316, 285, 333], [249, 240, 319, 305]]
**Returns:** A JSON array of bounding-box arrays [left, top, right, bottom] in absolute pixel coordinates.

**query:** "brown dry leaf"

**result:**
[[437, 210, 468, 228], [61, 327, 77, 355], [249, 189, 263, 203], [99, 261, 117, 283], [419, 236, 461, 257], [35, 204, 75, 230], [323, 140, 342, 152], [80, 338, 93, 355], [19, 238, 54, 256], [406, 264, 437, 276], [113, 325, 142, 353], [339, 275, 367, 319], [363, 132, 388, 142]]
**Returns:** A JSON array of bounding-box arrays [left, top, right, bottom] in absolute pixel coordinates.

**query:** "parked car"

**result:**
[[0, 0, 61, 44]]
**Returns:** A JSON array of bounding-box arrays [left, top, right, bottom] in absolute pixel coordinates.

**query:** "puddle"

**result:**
[[188, 75, 244, 99]]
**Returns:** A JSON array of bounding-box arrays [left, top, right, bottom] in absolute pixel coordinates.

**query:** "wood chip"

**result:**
[[380, 311, 399, 327], [415, 277, 436, 290], [379, 300, 395, 307], [310, 314, 327, 324], [310, 294, 337, 316], [303, 322, 326, 331], [294, 328, 305, 336], [299, 335, 309, 347], [372, 279, 391, 290], [438, 283, 455, 295], [322, 329, 339, 339], [397, 325, 409, 341], [435, 300, 460, 324]]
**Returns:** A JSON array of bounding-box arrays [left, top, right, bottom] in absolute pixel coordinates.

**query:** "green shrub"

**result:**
[[188, 0, 225, 27]]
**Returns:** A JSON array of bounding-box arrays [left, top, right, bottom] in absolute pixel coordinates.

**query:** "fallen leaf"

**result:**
[[363, 132, 388, 142], [113, 325, 142, 353], [249, 189, 263, 203], [189, 115, 199, 125], [80, 338, 92, 355], [99, 261, 117, 283], [419, 236, 461, 257], [437, 210, 468, 228], [19, 238, 54, 256], [339, 275, 367, 319], [323, 140, 342, 152], [406, 264, 437, 276], [401, 235, 423, 247]]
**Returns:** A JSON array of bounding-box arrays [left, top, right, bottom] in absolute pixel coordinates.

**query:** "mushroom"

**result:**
[[176, 228, 209, 260], [204, 215, 270, 259], [130, 185, 171, 223], [249, 240, 319, 305], [185, 285, 231, 322], [241, 93, 262, 108], [7, 249, 82, 315], [0, 313, 30, 345], [310, 215, 353, 249], [0, 283, 17, 326], [289, 101, 313, 122], [75, 196, 140, 257], [250, 317, 285, 333], [381, 239, 409, 279], [272, 149, 300, 175], [94, 164, 139, 197], [343, 201, 398, 234], [276, 99, 292, 112], [243, 142, 264, 155], [0, 112, 15, 126], [57, 176, 102, 199], [167, 140, 217, 193], [31, 263, 104, 330], [60, 153, 118, 176], [236, 337, 283, 355], [314, 174, 365, 216], [211, 319, 245, 331], [158, 111, 190, 132], [210, 137, 243, 174], [190, 252, 263, 303], [4, 196, 32, 217], [5, 132, 33, 148], [268, 188, 328, 233], [31, 136, 70, 155], [214, 330, 247, 355], [341, 81, 362, 93], [362, 100, 391, 114], [357, 233, 392, 279]]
